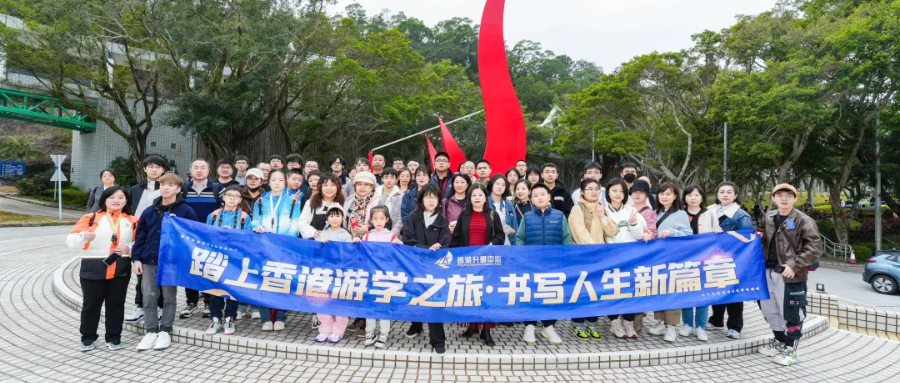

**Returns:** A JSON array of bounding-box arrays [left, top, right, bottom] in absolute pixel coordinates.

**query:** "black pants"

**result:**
[[709, 302, 744, 332], [184, 288, 208, 305], [80, 276, 130, 344], [606, 314, 636, 321], [134, 274, 164, 308], [524, 320, 557, 326], [408, 322, 446, 348]]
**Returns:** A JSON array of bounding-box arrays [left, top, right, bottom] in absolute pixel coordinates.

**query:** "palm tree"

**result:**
[[0, 136, 44, 161]]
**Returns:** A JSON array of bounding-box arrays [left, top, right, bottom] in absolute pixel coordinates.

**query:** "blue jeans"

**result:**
[[259, 307, 287, 322], [682, 306, 709, 328], [209, 296, 238, 320]]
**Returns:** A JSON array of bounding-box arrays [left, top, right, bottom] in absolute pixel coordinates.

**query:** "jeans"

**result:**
[[140, 265, 178, 333], [80, 276, 129, 344], [682, 306, 709, 328], [208, 295, 238, 320], [260, 308, 287, 322], [710, 302, 744, 331], [134, 274, 164, 308]]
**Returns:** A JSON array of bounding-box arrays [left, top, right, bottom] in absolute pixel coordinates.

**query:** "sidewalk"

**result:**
[[0, 193, 83, 220]]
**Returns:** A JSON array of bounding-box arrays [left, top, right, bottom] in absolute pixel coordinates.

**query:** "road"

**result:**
[[0, 195, 83, 220], [809, 267, 900, 312]]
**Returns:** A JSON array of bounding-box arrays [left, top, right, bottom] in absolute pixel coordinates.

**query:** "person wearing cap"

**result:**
[[216, 158, 240, 188], [314, 203, 354, 343], [629, 178, 658, 331], [757, 184, 823, 366], [343, 171, 379, 334], [239, 168, 266, 216]]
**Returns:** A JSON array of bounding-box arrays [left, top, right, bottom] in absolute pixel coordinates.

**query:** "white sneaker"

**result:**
[[251, 309, 261, 319], [664, 325, 677, 342], [648, 321, 667, 336], [610, 319, 626, 338], [678, 325, 693, 337], [136, 333, 157, 351], [364, 332, 377, 346], [235, 311, 244, 320], [695, 328, 708, 341], [759, 339, 784, 356], [223, 317, 236, 336], [261, 322, 274, 331], [375, 333, 388, 349], [125, 306, 144, 322], [273, 321, 285, 331], [642, 312, 657, 327], [523, 325, 536, 344], [772, 347, 800, 366], [327, 334, 344, 343], [541, 325, 562, 345], [707, 322, 725, 331], [153, 332, 171, 350], [206, 318, 221, 336], [623, 320, 638, 338], [727, 329, 741, 339]]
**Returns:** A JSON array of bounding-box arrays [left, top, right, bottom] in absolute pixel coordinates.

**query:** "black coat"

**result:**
[[450, 210, 506, 248], [401, 211, 451, 249]]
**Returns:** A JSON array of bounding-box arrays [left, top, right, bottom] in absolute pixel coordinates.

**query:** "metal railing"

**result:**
[[820, 234, 853, 261]]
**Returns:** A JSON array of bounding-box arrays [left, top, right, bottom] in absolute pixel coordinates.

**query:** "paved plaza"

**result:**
[[1, 226, 899, 382]]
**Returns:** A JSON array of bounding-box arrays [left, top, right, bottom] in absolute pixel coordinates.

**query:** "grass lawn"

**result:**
[[0, 211, 75, 226], [0, 186, 18, 193]]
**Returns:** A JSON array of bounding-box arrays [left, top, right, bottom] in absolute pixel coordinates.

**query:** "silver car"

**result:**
[[863, 249, 900, 294]]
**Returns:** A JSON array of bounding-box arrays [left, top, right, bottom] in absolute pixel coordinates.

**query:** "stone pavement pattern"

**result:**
[[1, 226, 900, 382]]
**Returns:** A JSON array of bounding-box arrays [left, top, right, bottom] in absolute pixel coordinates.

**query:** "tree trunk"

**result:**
[[805, 176, 813, 209], [128, 132, 148, 182], [828, 183, 850, 244]]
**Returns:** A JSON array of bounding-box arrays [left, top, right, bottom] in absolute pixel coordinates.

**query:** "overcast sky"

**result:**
[[332, 0, 779, 72]]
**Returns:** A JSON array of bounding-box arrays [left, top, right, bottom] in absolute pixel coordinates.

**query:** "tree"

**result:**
[[0, 136, 43, 161]]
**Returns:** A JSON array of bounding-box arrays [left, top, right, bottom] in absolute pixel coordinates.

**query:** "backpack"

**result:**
[[210, 209, 248, 229]]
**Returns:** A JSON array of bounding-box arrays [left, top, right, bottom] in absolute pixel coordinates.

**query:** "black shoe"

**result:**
[[462, 328, 478, 338], [482, 329, 495, 347], [434, 345, 446, 356], [500, 322, 514, 327], [349, 318, 366, 332], [405, 323, 423, 338]]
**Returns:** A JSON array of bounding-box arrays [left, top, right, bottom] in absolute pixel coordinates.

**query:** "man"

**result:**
[[541, 163, 574, 217], [475, 159, 492, 185], [234, 155, 249, 186], [256, 162, 272, 189], [757, 184, 823, 366], [375, 168, 404, 236], [268, 155, 284, 171], [430, 151, 453, 200], [285, 154, 304, 171], [571, 162, 606, 208], [330, 155, 347, 182], [392, 157, 405, 171], [516, 159, 528, 177], [298, 159, 318, 196], [406, 160, 419, 174], [181, 159, 223, 318], [216, 158, 239, 188], [459, 160, 476, 178], [125, 155, 167, 322], [620, 163, 639, 189], [371, 154, 386, 184]]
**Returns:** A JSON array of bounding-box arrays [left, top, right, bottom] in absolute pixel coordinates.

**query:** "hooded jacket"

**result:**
[[132, 195, 197, 265]]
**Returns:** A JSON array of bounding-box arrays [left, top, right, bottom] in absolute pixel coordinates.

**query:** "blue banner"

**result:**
[[159, 216, 769, 323]]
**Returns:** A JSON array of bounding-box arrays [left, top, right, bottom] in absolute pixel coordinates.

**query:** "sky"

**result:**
[[332, 0, 780, 72]]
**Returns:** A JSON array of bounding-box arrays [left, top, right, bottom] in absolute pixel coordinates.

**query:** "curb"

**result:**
[[0, 193, 84, 211], [51, 256, 831, 371], [0, 221, 76, 228]]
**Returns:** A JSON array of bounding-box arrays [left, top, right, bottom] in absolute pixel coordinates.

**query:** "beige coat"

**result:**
[[568, 198, 618, 244]]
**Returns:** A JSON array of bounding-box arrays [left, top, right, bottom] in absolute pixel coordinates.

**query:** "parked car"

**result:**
[[863, 249, 900, 294]]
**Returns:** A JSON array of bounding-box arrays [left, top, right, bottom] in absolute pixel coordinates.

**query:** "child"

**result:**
[[315, 203, 355, 343], [603, 178, 647, 339], [204, 185, 252, 337], [287, 169, 305, 205], [359, 206, 404, 349], [374, 168, 404, 236]]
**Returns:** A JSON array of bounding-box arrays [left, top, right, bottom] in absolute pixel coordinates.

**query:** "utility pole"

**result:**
[[723, 122, 728, 182], [875, 117, 882, 251], [592, 131, 596, 163]]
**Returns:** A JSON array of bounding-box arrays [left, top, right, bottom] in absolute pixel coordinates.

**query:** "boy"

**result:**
[[132, 172, 197, 351], [234, 155, 249, 186], [375, 168, 403, 236], [204, 185, 251, 336], [181, 159, 223, 317], [515, 183, 572, 346], [125, 155, 167, 322], [758, 184, 823, 366], [287, 169, 307, 209], [541, 163, 574, 217], [268, 154, 284, 171], [216, 158, 239, 187]]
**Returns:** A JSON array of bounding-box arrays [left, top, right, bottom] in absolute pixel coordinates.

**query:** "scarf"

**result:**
[[349, 193, 374, 238]]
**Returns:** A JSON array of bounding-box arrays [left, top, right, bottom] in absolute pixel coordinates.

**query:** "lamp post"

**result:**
[[723, 122, 728, 182], [875, 117, 882, 251]]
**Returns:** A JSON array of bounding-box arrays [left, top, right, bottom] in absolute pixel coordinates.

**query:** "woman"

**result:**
[[67, 186, 136, 351], [680, 184, 715, 341], [400, 167, 432, 222], [443, 173, 472, 232], [449, 183, 505, 346], [567, 178, 617, 340], [707, 181, 754, 340], [397, 167, 413, 193], [299, 174, 346, 239], [87, 169, 117, 212], [487, 174, 518, 244], [646, 182, 694, 342], [604, 178, 647, 339], [505, 168, 520, 198], [512, 179, 533, 224], [401, 184, 452, 355], [344, 171, 379, 240], [525, 166, 542, 186]]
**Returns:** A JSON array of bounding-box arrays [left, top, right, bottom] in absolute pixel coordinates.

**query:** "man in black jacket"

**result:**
[[124, 155, 167, 322], [541, 163, 574, 217]]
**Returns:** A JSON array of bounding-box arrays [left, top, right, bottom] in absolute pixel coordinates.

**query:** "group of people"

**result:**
[[69, 151, 822, 367]]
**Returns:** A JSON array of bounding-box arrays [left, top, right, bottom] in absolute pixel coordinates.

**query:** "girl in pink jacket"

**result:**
[[357, 206, 402, 349]]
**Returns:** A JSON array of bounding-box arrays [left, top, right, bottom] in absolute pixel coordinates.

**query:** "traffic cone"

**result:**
[[849, 250, 857, 264]]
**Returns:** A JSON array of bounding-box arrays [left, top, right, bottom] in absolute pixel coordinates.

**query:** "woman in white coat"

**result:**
[[603, 178, 647, 339]]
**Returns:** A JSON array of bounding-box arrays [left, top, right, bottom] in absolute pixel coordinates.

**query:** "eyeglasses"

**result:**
[[435, 159, 449, 164], [223, 194, 242, 199]]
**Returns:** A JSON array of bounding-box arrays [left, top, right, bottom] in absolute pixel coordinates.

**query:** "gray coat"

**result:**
[[656, 209, 693, 238]]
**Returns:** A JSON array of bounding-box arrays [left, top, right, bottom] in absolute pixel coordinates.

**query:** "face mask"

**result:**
[[623, 174, 636, 183]]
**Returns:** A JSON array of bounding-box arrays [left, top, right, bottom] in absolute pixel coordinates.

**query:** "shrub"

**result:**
[[16, 171, 53, 196], [38, 185, 89, 207], [853, 245, 873, 262]]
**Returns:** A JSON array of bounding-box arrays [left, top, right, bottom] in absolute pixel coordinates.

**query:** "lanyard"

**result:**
[[268, 193, 285, 231], [106, 212, 122, 244]]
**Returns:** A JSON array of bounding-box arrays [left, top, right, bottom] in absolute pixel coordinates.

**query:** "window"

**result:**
[[171, 143, 176, 149], [150, 141, 157, 148]]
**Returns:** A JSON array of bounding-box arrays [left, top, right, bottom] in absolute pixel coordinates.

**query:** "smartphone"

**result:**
[[103, 253, 122, 267]]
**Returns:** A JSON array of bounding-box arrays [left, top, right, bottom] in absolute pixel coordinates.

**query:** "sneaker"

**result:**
[[206, 318, 221, 336], [586, 325, 601, 340], [648, 321, 667, 336], [364, 332, 377, 346], [707, 322, 725, 331], [107, 341, 123, 351], [772, 347, 800, 366], [251, 309, 261, 319], [314, 334, 328, 342], [695, 328, 708, 341], [664, 325, 677, 342], [311, 316, 321, 329], [405, 325, 422, 338], [153, 332, 171, 350], [125, 306, 144, 322], [678, 325, 694, 337], [223, 317, 236, 336], [623, 320, 638, 338], [541, 325, 562, 345], [433, 345, 446, 356], [273, 321, 285, 331], [261, 322, 274, 331], [235, 311, 245, 321], [136, 333, 158, 351], [348, 318, 365, 332], [727, 329, 741, 339], [180, 303, 197, 319], [609, 319, 626, 338], [201, 302, 210, 318], [573, 327, 589, 341], [523, 325, 536, 344], [327, 334, 344, 343], [80, 342, 95, 352], [759, 339, 785, 357], [375, 333, 387, 349]]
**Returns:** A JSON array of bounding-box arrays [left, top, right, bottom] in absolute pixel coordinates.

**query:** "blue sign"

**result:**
[[158, 216, 769, 323], [0, 162, 25, 177]]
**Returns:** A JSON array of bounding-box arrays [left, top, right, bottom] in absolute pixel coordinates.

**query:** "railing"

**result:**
[[820, 234, 853, 261]]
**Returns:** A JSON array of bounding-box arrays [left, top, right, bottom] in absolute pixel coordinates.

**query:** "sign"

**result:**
[[0, 161, 25, 177], [49, 154, 67, 182], [158, 217, 769, 323]]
